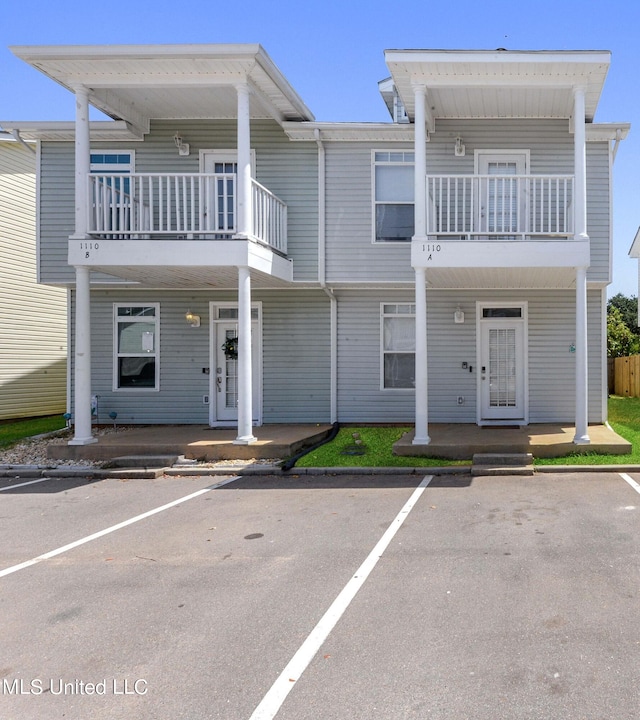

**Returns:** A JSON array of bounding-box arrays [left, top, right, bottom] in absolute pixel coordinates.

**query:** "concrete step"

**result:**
[[471, 452, 534, 476], [103, 455, 179, 469]]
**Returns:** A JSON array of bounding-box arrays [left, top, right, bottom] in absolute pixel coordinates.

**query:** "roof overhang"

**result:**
[[9, 44, 314, 136], [384, 49, 611, 127]]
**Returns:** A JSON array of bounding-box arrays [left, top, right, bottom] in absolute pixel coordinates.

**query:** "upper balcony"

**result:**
[[412, 172, 591, 281], [88, 172, 287, 254]]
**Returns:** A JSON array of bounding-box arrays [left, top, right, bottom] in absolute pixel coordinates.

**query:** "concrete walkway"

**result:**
[[395, 423, 631, 460]]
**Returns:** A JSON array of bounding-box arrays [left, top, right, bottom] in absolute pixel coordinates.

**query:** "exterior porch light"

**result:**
[[173, 132, 190, 156], [454, 306, 465, 324], [185, 310, 200, 327], [454, 136, 465, 157]]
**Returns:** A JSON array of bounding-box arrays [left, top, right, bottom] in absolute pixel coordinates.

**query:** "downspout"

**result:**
[[315, 127, 337, 423], [10, 129, 36, 155], [612, 128, 622, 164]]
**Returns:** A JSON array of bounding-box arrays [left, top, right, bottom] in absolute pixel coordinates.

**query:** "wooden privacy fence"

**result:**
[[612, 355, 640, 397]]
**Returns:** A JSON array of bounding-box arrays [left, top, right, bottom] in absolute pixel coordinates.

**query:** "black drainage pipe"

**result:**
[[280, 422, 340, 472]]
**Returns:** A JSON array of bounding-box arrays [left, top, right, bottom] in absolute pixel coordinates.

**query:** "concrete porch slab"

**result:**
[[393, 424, 632, 461], [48, 424, 333, 462]]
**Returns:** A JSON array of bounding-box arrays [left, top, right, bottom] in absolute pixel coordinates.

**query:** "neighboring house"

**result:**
[[0, 132, 67, 421], [1, 44, 629, 449], [628, 228, 640, 325]]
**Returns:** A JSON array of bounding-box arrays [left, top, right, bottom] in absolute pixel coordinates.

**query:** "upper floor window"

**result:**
[[373, 151, 414, 243]]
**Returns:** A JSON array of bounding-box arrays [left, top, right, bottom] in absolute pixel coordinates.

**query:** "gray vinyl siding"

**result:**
[[325, 119, 611, 284], [69, 288, 330, 424], [336, 288, 604, 424], [0, 141, 67, 420], [38, 120, 318, 285]]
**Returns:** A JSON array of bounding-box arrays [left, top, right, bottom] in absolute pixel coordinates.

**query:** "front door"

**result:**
[[478, 305, 527, 423], [210, 305, 261, 425]]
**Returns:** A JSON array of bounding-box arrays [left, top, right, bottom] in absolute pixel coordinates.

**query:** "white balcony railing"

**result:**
[[426, 175, 574, 239], [89, 173, 287, 254]]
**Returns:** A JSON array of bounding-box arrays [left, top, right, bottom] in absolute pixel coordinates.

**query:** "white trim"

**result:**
[[208, 301, 262, 427], [199, 148, 256, 174], [112, 302, 160, 392], [476, 300, 529, 425], [473, 148, 530, 174]]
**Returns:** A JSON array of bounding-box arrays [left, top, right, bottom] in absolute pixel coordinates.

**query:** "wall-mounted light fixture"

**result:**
[[185, 310, 200, 327], [454, 136, 465, 157], [174, 132, 190, 156], [454, 305, 465, 324]]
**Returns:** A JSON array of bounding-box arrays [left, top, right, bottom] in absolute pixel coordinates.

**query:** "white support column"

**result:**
[[413, 85, 427, 238], [236, 83, 252, 239], [72, 86, 90, 239], [234, 266, 256, 444], [574, 266, 590, 444], [573, 87, 590, 445], [573, 87, 589, 241], [69, 266, 96, 445], [413, 267, 430, 445]]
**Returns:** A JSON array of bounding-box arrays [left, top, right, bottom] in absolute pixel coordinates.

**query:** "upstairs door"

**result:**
[[478, 305, 527, 423], [476, 151, 528, 236], [201, 151, 237, 234]]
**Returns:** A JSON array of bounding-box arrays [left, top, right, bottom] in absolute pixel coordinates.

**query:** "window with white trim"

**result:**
[[114, 304, 159, 390], [381, 303, 415, 389], [373, 151, 415, 242]]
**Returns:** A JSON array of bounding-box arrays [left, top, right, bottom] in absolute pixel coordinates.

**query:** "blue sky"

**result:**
[[2, 0, 638, 297]]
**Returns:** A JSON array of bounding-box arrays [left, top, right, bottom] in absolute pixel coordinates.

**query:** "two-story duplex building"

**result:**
[[2, 44, 629, 450]]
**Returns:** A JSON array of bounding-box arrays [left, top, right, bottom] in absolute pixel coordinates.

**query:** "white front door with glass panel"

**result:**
[[210, 305, 261, 425], [478, 305, 527, 423], [201, 151, 255, 235], [476, 151, 528, 236]]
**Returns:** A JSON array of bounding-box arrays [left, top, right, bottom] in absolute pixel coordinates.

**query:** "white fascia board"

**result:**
[[586, 123, 631, 141], [282, 122, 414, 142], [0, 121, 142, 141], [384, 49, 611, 65]]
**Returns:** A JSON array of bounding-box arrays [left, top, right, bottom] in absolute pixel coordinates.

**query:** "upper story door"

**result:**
[[476, 151, 528, 235]]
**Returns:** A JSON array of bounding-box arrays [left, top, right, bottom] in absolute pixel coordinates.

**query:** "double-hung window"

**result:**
[[114, 304, 159, 390], [90, 151, 133, 235], [381, 303, 415, 389], [373, 151, 415, 242]]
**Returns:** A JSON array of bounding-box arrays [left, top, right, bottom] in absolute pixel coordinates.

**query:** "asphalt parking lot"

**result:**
[[1, 470, 639, 720]]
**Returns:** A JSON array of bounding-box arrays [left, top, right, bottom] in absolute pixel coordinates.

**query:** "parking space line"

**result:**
[[0, 475, 240, 579], [249, 474, 433, 720], [0, 477, 50, 492], [619, 472, 640, 495]]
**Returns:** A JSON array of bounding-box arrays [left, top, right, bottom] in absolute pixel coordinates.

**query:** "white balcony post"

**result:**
[[72, 86, 91, 239], [236, 83, 252, 238], [573, 87, 589, 241], [234, 266, 256, 444], [413, 85, 427, 238], [573, 87, 590, 445], [574, 266, 590, 444], [69, 266, 96, 445], [413, 266, 430, 445]]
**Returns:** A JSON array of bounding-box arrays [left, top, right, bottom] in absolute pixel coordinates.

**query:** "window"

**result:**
[[373, 151, 414, 242], [381, 304, 415, 389], [114, 304, 159, 390], [90, 151, 133, 191]]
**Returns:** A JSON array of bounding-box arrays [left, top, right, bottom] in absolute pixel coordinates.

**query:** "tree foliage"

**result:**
[[607, 294, 640, 357]]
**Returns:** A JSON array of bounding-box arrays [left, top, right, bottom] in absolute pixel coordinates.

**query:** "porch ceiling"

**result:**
[[86, 265, 294, 289], [385, 49, 610, 124], [423, 266, 580, 290], [10, 44, 314, 134]]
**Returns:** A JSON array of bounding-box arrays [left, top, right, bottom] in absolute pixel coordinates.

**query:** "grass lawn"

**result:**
[[0, 415, 67, 451], [294, 426, 468, 469], [294, 397, 640, 469]]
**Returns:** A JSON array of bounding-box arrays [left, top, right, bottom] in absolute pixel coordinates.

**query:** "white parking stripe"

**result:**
[[0, 478, 50, 492], [0, 475, 239, 579], [620, 472, 640, 495], [249, 475, 433, 720]]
